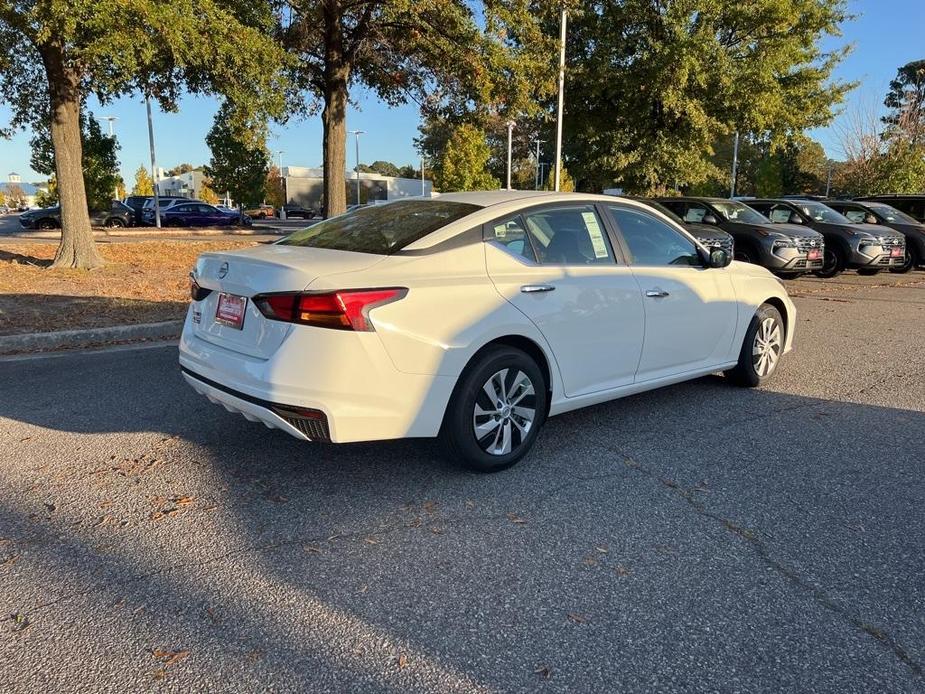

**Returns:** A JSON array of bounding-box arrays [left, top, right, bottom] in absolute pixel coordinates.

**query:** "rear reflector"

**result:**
[[253, 288, 407, 331]]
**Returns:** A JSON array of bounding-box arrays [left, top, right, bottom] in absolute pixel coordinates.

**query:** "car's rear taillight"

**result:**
[[253, 288, 407, 331], [190, 274, 212, 301]]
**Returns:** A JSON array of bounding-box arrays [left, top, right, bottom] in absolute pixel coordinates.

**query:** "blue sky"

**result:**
[[1, 0, 922, 185]]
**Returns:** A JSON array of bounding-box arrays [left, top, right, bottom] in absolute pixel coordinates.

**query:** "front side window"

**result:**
[[521, 205, 615, 265], [838, 206, 867, 224], [766, 205, 795, 224], [280, 200, 481, 254], [608, 206, 701, 266]]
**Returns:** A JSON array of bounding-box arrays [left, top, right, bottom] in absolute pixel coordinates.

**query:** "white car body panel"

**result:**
[[179, 192, 795, 445]]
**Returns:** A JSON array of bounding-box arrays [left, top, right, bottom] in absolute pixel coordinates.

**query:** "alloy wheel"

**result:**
[[752, 316, 782, 377], [472, 368, 536, 456]]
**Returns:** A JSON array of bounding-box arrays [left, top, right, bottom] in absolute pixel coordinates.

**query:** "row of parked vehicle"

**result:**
[[627, 195, 925, 278]]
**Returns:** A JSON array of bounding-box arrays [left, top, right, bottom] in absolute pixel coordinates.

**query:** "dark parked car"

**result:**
[[281, 204, 316, 219], [855, 194, 925, 223], [746, 198, 905, 277], [18, 200, 134, 230], [160, 202, 236, 227], [627, 198, 734, 255], [657, 197, 824, 278], [824, 199, 925, 273], [123, 195, 152, 225], [140, 196, 203, 225]]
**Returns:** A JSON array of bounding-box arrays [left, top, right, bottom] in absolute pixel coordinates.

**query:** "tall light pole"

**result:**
[[145, 95, 161, 228], [277, 150, 286, 218], [348, 129, 365, 206], [730, 130, 740, 198], [554, 8, 567, 192], [533, 138, 544, 190], [506, 121, 515, 190], [100, 116, 119, 199]]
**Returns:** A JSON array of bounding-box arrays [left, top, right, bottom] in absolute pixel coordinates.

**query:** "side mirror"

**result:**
[[707, 248, 731, 268], [788, 214, 803, 224], [864, 214, 878, 225], [702, 214, 719, 225]]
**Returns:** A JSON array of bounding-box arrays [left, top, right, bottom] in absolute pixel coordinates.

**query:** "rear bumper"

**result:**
[[178, 309, 457, 444]]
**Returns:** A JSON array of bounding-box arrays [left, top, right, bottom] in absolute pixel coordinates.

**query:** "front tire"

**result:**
[[814, 246, 845, 278], [733, 245, 757, 264], [725, 304, 785, 387], [439, 346, 547, 472]]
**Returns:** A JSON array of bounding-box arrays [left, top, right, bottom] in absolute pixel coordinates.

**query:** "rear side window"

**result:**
[[839, 207, 867, 223], [521, 205, 615, 265], [767, 206, 793, 224], [487, 216, 537, 263], [279, 200, 480, 254]]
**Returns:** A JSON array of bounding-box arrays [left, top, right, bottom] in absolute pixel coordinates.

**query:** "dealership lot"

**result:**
[[0, 272, 923, 692]]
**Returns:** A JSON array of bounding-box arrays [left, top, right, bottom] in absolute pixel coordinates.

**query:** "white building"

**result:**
[[155, 170, 208, 199], [283, 166, 432, 210], [1, 173, 47, 208]]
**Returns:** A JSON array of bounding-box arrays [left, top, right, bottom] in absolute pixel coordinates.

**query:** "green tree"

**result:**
[[0, 189, 5, 206], [31, 111, 119, 210], [276, 0, 559, 217], [4, 183, 25, 208], [265, 165, 285, 208], [199, 182, 220, 205], [561, 0, 852, 194], [435, 124, 500, 191], [35, 177, 58, 207], [543, 166, 575, 192], [364, 161, 401, 177], [205, 102, 270, 208], [132, 166, 154, 196], [166, 163, 195, 177], [0, 1, 285, 268], [883, 59, 925, 145]]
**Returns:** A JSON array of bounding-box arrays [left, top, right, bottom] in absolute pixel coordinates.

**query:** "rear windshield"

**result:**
[[278, 200, 481, 254]]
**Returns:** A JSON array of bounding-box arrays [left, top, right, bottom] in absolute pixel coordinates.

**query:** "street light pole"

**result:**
[[277, 150, 286, 219], [730, 130, 740, 198], [145, 95, 161, 228], [348, 130, 365, 206], [554, 8, 567, 192], [100, 116, 119, 199], [506, 121, 515, 190], [533, 138, 544, 190]]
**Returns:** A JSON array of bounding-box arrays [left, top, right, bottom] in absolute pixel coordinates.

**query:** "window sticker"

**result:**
[[581, 211, 610, 258]]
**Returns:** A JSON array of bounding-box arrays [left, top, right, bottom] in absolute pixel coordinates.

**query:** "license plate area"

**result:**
[[807, 249, 822, 261], [890, 247, 904, 258], [215, 292, 247, 330]]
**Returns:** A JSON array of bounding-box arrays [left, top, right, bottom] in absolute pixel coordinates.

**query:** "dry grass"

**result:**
[[0, 240, 258, 335]]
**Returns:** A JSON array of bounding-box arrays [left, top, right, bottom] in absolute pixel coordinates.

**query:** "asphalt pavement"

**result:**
[[0, 273, 923, 692]]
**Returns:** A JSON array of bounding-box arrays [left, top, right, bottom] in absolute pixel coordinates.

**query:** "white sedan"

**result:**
[[180, 191, 794, 471]]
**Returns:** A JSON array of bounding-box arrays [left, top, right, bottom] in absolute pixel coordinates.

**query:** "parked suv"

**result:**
[[280, 204, 316, 219], [140, 197, 203, 225], [657, 197, 824, 277], [18, 200, 134, 229], [628, 198, 734, 256], [746, 199, 906, 277], [855, 195, 925, 223], [823, 200, 925, 273]]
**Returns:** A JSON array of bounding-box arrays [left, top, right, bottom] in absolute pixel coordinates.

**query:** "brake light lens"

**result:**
[[253, 288, 407, 331]]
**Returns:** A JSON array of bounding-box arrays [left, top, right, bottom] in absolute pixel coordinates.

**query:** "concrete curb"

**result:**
[[0, 321, 183, 354], [8, 227, 283, 240]]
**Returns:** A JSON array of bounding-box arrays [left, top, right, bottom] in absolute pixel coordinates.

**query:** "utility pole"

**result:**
[[277, 150, 286, 219], [145, 96, 161, 228], [100, 116, 119, 199], [506, 121, 515, 190], [533, 139, 544, 190], [348, 130, 365, 206], [554, 8, 567, 192], [729, 130, 740, 198]]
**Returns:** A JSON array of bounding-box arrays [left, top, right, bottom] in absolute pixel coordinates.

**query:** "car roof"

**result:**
[[434, 190, 625, 208]]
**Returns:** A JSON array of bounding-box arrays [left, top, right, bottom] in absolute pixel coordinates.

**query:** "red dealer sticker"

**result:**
[[215, 293, 247, 329]]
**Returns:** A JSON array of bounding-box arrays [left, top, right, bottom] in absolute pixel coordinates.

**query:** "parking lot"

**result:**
[[1, 271, 923, 692]]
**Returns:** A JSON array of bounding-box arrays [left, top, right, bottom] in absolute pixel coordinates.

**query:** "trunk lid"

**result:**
[[190, 244, 385, 359]]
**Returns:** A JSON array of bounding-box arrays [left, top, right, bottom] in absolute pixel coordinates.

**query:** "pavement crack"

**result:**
[[615, 450, 924, 680]]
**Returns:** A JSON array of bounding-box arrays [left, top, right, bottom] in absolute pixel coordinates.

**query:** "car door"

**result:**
[[484, 203, 645, 397], [604, 204, 738, 382]]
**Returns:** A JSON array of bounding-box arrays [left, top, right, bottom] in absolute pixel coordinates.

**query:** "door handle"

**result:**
[[645, 288, 670, 298], [521, 284, 556, 293]]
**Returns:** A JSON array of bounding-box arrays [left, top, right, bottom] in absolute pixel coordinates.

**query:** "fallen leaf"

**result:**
[[358, 584, 368, 594], [19, 437, 31, 442], [567, 613, 587, 624], [422, 500, 437, 514], [93, 515, 113, 528], [534, 664, 552, 680], [1, 554, 18, 568], [507, 513, 527, 525], [150, 668, 166, 681], [615, 565, 631, 577], [10, 612, 30, 633], [364, 537, 379, 545], [153, 648, 189, 667], [397, 653, 409, 669], [303, 545, 322, 554], [430, 527, 444, 535], [582, 556, 598, 567], [595, 545, 608, 553], [172, 495, 195, 507], [465, 500, 476, 510]]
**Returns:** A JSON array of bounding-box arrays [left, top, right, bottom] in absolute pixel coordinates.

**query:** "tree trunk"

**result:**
[[40, 44, 102, 269], [321, 3, 349, 218]]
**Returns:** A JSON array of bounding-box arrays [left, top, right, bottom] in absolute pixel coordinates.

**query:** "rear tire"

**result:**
[[439, 346, 547, 473], [724, 304, 785, 388], [814, 246, 845, 278], [889, 246, 918, 274]]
